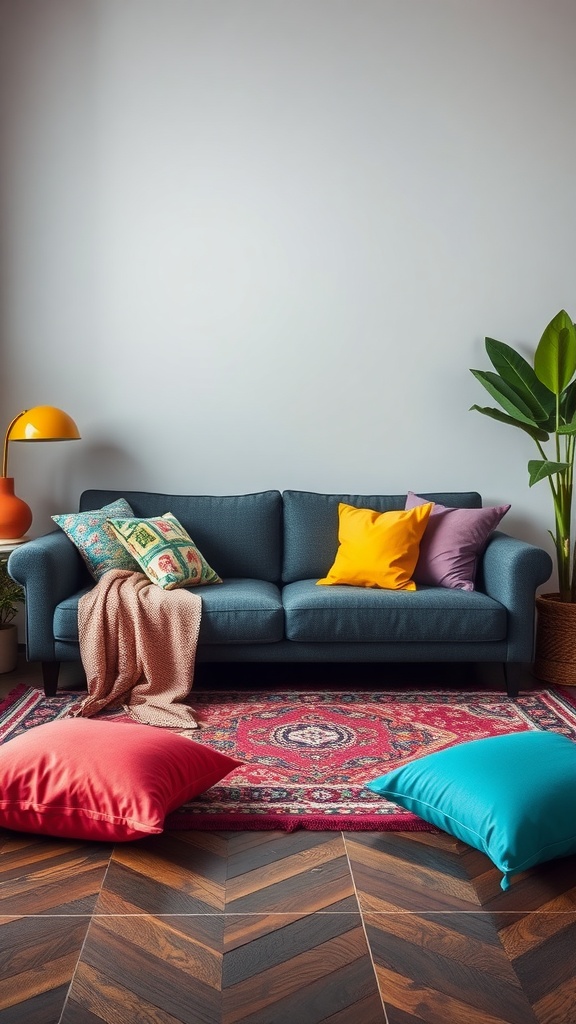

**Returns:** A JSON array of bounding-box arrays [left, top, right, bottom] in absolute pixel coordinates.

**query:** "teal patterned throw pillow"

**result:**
[[52, 499, 140, 580], [105, 512, 222, 590]]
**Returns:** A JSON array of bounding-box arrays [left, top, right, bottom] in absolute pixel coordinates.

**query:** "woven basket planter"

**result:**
[[534, 593, 576, 686]]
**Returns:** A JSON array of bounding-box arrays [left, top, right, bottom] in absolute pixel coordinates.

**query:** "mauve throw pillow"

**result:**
[[405, 491, 511, 590]]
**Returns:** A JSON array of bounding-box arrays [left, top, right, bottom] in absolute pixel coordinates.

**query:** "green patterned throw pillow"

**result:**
[[52, 499, 140, 580], [105, 513, 222, 590]]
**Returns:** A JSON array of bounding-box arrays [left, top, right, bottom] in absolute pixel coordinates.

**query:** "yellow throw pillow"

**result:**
[[317, 502, 433, 590]]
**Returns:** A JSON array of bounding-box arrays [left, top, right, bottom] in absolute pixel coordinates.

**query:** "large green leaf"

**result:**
[[534, 310, 576, 394], [485, 337, 554, 422], [528, 459, 571, 486], [470, 405, 549, 442], [470, 370, 542, 425], [561, 378, 576, 423]]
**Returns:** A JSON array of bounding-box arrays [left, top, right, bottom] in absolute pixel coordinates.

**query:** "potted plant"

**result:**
[[470, 308, 576, 684], [0, 555, 24, 673]]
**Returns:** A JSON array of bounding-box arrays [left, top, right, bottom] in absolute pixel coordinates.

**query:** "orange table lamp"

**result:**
[[0, 406, 81, 542]]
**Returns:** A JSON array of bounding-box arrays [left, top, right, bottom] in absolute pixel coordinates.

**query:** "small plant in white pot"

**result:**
[[0, 557, 24, 673]]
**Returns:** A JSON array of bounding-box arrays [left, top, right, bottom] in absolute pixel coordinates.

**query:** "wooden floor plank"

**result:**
[[0, 949, 84, 1013], [62, 960, 194, 1024], [507, 914, 576, 1006], [224, 911, 321, 950], [345, 833, 485, 913], [111, 833, 227, 906], [225, 830, 343, 877], [0, 835, 110, 916], [223, 831, 357, 915], [321, 992, 390, 1023], [374, 961, 536, 1024], [480, 854, 576, 915], [498, 907, 576, 957], [222, 958, 386, 1024], [221, 926, 381, 1024], [222, 913, 364, 986], [366, 913, 536, 1024], [96, 833, 227, 916], [2, 983, 72, 1024], [66, 918, 224, 1024], [95, 860, 224, 916], [0, 915, 88, 980], [226, 854, 357, 915], [57, 997, 111, 1024], [532, 977, 576, 1024], [364, 910, 519, 983]]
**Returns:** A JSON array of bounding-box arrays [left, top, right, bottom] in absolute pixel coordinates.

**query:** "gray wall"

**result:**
[[1, 0, 575, 584]]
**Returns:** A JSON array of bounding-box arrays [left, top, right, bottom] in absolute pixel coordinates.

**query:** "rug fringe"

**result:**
[[165, 811, 438, 832]]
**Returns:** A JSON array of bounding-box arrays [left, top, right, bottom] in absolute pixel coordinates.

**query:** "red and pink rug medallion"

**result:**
[[3, 683, 576, 831]]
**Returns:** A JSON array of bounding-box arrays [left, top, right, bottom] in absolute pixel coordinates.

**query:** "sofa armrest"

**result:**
[[479, 531, 553, 662], [8, 531, 87, 662]]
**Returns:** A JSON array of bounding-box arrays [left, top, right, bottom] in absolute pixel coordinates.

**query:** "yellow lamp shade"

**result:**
[[8, 406, 81, 442]]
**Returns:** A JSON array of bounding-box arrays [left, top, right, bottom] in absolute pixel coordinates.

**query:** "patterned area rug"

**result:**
[[3, 683, 576, 831]]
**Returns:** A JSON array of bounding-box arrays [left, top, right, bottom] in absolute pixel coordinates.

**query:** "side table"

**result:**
[[0, 537, 30, 556]]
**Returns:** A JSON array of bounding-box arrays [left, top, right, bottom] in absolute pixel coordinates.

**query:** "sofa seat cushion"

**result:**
[[54, 579, 284, 646], [54, 586, 94, 641], [282, 579, 506, 644], [194, 579, 283, 644]]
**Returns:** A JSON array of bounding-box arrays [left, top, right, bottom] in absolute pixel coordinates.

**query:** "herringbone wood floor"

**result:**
[[0, 658, 575, 1024]]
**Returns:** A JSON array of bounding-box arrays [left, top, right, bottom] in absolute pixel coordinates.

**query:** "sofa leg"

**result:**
[[503, 663, 520, 699], [41, 661, 60, 697]]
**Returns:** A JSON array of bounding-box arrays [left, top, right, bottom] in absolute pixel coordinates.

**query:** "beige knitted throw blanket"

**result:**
[[76, 568, 202, 731]]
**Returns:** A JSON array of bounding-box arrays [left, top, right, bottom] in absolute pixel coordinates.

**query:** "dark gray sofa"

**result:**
[[8, 488, 553, 699]]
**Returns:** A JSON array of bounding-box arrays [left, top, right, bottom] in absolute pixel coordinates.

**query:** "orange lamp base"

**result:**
[[0, 478, 33, 541]]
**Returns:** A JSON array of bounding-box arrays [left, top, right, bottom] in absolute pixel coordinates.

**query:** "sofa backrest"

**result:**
[[80, 489, 283, 582], [281, 489, 483, 583]]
